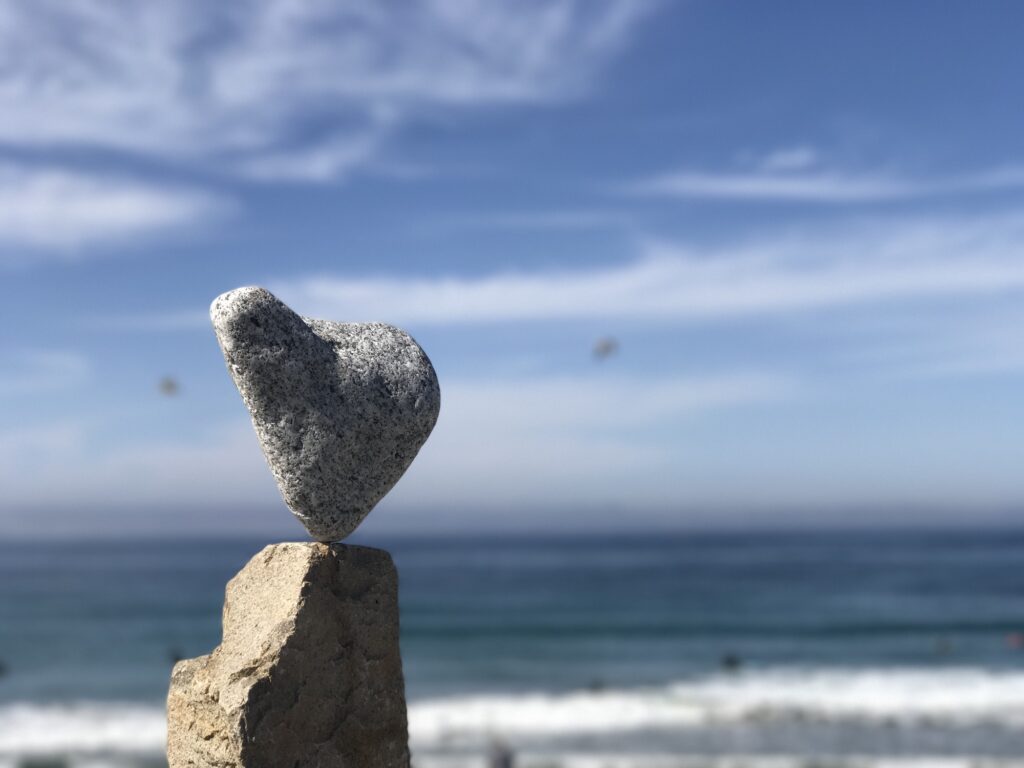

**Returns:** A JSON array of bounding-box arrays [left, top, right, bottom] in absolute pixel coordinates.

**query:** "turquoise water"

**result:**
[[2, 531, 1024, 765]]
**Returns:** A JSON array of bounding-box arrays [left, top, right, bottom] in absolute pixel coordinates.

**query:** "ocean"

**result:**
[[2, 530, 1024, 767]]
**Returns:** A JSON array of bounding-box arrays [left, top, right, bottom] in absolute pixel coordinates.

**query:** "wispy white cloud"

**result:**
[[106, 204, 1024, 395], [0, 164, 227, 253], [446, 372, 794, 431], [0, 422, 87, 464], [757, 146, 820, 172], [237, 129, 388, 183], [625, 163, 1024, 202], [828, 302, 1024, 381], [268, 210, 1024, 324], [430, 209, 632, 233], [0, 351, 91, 395], [0, 1, 654, 254], [0, 1, 653, 179], [631, 171, 911, 201]]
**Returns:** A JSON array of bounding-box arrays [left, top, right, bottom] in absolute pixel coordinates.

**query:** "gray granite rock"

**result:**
[[167, 542, 409, 767], [211, 287, 440, 541]]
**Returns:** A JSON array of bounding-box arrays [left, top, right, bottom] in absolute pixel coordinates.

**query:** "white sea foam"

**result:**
[[5, 667, 1024, 758], [0, 702, 165, 755], [412, 758, 1024, 768], [409, 667, 1024, 745]]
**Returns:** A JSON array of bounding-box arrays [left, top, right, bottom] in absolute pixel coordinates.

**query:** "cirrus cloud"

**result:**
[[0, 0, 655, 252], [0, 0, 654, 173], [267, 210, 1024, 325], [0, 164, 228, 255]]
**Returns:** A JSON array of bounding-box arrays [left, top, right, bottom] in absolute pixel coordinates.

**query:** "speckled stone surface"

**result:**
[[211, 287, 440, 541]]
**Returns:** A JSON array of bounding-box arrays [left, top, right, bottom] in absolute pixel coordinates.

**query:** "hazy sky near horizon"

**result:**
[[2, 1, 1024, 537]]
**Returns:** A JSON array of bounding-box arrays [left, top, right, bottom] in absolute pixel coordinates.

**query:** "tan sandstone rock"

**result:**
[[167, 543, 409, 767]]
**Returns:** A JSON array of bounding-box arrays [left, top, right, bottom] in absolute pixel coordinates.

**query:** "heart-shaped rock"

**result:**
[[211, 287, 440, 541]]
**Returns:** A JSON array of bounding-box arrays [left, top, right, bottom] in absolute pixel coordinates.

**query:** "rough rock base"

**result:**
[[167, 543, 409, 767]]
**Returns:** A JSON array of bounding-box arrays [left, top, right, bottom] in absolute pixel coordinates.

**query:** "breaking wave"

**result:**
[[411, 667, 1024, 744], [5, 667, 1024, 762]]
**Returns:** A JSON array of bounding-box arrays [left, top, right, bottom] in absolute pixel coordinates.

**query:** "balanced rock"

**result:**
[[211, 287, 440, 541], [167, 543, 410, 768]]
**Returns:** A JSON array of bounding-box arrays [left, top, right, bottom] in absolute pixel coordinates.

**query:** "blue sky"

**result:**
[[2, 1, 1024, 537]]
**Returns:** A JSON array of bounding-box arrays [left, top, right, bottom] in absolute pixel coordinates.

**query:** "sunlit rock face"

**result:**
[[167, 542, 410, 767]]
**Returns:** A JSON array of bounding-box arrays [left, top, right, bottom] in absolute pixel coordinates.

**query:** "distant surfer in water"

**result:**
[[488, 739, 514, 768], [720, 652, 743, 672]]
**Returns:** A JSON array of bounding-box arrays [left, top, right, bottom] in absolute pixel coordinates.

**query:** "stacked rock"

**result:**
[[167, 287, 440, 768]]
